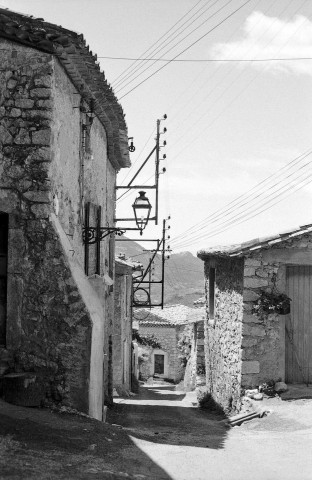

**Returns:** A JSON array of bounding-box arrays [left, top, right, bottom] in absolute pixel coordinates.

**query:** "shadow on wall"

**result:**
[[108, 385, 228, 450]]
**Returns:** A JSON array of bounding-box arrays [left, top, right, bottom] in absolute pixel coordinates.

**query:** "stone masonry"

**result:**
[[202, 257, 244, 413], [198, 228, 312, 413], [139, 324, 185, 383], [0, 23, 129, 419]]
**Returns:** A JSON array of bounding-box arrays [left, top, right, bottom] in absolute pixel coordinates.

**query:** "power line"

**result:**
[[171, 148, 312, 243], [166, 0, 265, 124], [172, 162, 312, 249], [118, 126, 156, 187], [116, 173, 155, 203], [117, 0, 254, 100], [115, 0, 234, 93], [113, 0, 216, 90], [111, 0, 206, 85], [100, 56, 312, 63], [167, 0, 302, 158], [172, 157, 312, 247]]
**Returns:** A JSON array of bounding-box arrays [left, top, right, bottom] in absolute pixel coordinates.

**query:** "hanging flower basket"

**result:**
[[252, 291, 291, 317]]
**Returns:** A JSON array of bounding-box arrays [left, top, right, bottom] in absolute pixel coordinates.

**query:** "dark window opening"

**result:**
[[209, 267, 216, 321], [154, 354, 164, 375], [0, 213, 8, 346], [109, 236, 114, 279], [81, 118, 92, 155], [84, 202, 102, 276]]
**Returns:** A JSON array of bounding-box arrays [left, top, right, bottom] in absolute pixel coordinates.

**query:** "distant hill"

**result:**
[[115, 237, 204, 307]]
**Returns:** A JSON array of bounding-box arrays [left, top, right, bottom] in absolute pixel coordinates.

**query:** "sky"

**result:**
[[2, 0, 312, 253]]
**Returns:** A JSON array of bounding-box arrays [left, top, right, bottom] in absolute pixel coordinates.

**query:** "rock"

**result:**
[[274, 381, 288, 393], [253, 393, 264, 401], [244, 389, 258, 398]]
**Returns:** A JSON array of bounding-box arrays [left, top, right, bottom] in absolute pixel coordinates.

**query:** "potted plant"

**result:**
[[252, 290, 291, 317]]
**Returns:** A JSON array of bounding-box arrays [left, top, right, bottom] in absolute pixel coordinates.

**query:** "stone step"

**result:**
[[2, 372, 45, 407], [0, 349, 12, 376]]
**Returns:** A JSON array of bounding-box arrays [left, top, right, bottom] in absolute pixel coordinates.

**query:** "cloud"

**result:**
[[211, 12, 312, 76]]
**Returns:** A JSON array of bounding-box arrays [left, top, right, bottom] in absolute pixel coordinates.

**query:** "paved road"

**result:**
[[108, 382, 312, 480]]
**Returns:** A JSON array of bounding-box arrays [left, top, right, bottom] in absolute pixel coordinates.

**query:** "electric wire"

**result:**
[[113, 0, 216, 89], [172, 172, 312, 250], [167, 0, 302, 156], [115, 0, 237, 94], [165, 0, 270, 123], [100, 56, 312, 63], [117, 0, 254, 100], [170, 148, 312, 243], [117, 126, 156, 188], [171, 151, 312, 246], [172, 160, 312, 249], [111, 0, 206, 85], [117, 173, 155, 203]]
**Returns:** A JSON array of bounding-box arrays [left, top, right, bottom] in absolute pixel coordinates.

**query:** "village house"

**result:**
[[198, 224, 312, 413], [0, 8, 130, 420], [134, 304, 205, 384], [113, 255, 142, 397]]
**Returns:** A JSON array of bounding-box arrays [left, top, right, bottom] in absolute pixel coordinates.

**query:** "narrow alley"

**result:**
[[108, 381, 312, 480], [1, 381, 312, 479]]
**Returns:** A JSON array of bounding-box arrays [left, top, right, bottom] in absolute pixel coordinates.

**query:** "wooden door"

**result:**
[[154, 354, 164, 375], [286, 265, 312, 383]]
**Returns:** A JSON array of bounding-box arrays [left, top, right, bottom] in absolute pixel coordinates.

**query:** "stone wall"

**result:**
[[0, 39, 119, 418], [138, 325, 185, 382], [240, 232, 312, 388], [182, 323, 197, 391], [196, 320, 205, 374], [203, 257, 244, 413], [241, 256, 285, 388]]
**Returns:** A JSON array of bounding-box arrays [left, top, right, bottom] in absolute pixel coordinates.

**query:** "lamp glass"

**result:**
[[132, 191, 152, 234]]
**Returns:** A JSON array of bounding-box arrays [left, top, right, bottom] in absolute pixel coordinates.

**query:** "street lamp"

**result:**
[[132, 191, 152, 235]]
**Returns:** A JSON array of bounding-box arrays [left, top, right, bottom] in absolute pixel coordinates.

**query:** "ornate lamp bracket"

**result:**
[[83, 227, 125, 245]]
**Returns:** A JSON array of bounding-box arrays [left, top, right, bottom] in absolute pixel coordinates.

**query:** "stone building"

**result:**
[[198, 224, 312, 413], [113, 256, 142, 396], [0, 8, 130, 419], [134, 305, 202, 383]]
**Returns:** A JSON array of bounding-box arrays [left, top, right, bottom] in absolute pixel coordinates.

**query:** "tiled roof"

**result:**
[[134, 304, 206, 327], [197, 223, 312, 259], [115, 256, 143, 274], [0, 7, 130, 169]]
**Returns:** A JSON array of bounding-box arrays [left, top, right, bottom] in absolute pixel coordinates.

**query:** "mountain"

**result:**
[[115, 237, 204, 307]]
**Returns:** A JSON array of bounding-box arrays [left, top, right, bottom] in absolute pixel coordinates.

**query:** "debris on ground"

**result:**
[[274, 381, 288, 393]]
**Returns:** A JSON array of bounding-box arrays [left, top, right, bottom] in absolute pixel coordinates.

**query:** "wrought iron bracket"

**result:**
[[83, 227, 125, 245]]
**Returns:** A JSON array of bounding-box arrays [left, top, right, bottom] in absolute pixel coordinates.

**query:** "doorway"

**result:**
[[0, 213, 8, 346], [286, 265, 312, 384], [154, 354, 165, 375]]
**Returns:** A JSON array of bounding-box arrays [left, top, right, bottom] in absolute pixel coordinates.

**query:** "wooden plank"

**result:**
[[303, 266, 309, 382], [297, 266, 304, 382], [286, 265, 312, 384], [308, 267, 312, 383], [263, 249, 312, 265]]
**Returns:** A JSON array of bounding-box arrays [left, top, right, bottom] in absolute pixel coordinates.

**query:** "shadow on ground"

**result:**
[[0, 399, 171, 479], [108, 384, 229, 450]]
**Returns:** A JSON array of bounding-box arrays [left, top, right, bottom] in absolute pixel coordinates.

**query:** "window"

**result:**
[[109, 236, 114, 279], [209, 267, 216, 323], [0, 213, 8, 346]]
